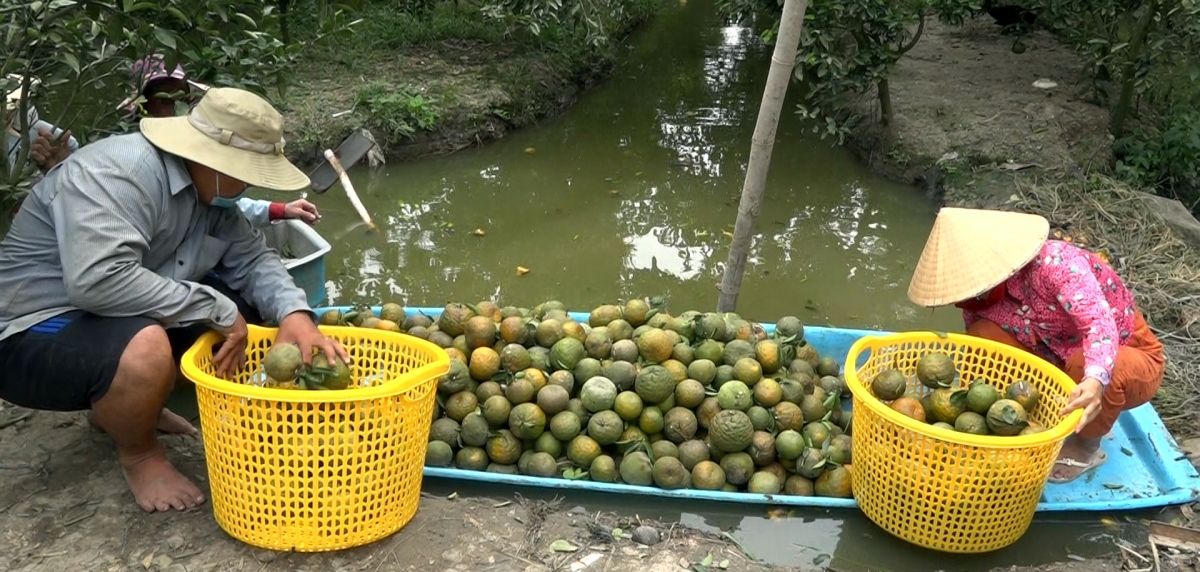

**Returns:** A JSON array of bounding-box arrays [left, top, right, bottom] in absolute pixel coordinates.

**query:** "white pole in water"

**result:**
[[323, 148, 377, 232], [716, 0, 810, 313]]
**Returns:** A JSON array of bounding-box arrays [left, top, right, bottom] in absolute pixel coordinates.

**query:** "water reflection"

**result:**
[[624, 226, 713, 281]]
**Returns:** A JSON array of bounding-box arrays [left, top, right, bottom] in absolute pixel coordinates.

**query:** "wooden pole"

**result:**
[[716, 0, 810, 312]]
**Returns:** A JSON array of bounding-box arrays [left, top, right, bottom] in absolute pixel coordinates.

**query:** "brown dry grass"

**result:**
[[1005, 174, 1200, 437]]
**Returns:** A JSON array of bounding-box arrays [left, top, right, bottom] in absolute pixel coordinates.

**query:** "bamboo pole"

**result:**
[[716, 0, 810, 312]]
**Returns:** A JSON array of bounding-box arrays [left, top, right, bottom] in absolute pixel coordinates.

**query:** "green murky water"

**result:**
[[261, 0, 962, 333], [248, 0, 1136, 567]]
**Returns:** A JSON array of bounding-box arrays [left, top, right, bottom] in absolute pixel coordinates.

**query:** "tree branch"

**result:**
[[898, 11, 926, 55]]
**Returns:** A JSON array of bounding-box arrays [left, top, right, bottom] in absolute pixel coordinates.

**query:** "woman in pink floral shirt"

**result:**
[[909, 208, 1164, 484]]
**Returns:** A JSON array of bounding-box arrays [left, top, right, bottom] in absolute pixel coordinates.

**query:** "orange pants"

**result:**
[[966, 311, 1164, 439]]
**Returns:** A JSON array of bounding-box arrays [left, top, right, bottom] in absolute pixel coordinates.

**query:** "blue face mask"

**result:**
[[208, 172, 247, 208], [209, 192, 246, 209]]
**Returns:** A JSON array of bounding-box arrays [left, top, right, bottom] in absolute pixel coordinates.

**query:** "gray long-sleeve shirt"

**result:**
[[0, 132, 311, 342]]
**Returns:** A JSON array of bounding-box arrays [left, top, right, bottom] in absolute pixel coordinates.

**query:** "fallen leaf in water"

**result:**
[[1102, 483, 1124, 490], [524, 147, 536, 154], [517, 266, 530, 276], [766, 508, 791, 520], [722, 231, 733, 239], [471, 229, 486, 237], [609, 190, 619, 196]]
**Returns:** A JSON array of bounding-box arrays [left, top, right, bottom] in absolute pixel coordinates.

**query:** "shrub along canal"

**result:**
[[248, 0, 1150, 568]]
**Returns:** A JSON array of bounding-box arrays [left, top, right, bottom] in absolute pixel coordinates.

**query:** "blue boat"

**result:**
[[316, 305, 1200, 512]]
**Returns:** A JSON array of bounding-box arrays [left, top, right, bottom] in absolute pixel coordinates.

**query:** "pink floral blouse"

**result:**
[[962, 240, 1137, 386]]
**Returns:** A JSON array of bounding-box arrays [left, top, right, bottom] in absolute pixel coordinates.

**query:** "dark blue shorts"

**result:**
[[0, 276, 262, 412]]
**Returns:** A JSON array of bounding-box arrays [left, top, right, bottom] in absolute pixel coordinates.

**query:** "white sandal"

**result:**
[[1048, 449, 1107, 484]]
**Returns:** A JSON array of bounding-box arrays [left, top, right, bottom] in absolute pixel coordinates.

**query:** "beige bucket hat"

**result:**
[[139, 87, 309, 191], [907, 207, 1050, 307]]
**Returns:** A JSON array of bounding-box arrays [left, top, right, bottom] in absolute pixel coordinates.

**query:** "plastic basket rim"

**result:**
[[844, 331, 1084, 449], [180, 324, 451, 403]]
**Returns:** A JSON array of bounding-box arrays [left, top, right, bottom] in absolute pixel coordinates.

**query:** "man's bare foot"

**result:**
[[121, 451, 206, 512], [88, 408, 198, 436], [1049, 436, 1105, 483]]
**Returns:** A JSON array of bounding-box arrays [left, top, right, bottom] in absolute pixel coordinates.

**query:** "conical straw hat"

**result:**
[[907, 207, 1049, 307]]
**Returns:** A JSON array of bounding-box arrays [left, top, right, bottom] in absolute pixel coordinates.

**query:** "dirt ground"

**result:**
[[847, 15, 1113, 192], [7, 402, 1199, 572], [0, 405, 808, 572]]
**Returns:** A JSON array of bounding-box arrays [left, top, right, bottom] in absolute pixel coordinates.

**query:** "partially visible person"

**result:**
[[118, 55, 320, 227], [907, 207, 1164, 484], [5, 74, 79, 177], [0, 87, 348, 513]]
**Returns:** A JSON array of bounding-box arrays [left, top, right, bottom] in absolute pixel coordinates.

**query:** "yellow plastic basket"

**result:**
[[180, 324, 450, 552], [843, 331, 1084, 554]]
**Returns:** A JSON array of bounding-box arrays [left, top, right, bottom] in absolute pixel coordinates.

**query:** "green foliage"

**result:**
[[1, 0, 358, 212], [1023, 0, 1198, 135], [353, 81, 441, 141], [1018, 0, 1199, 203], [718, 0, 980, 143], [480, 0, 644, 47], [1115, 112, 1200, 206]]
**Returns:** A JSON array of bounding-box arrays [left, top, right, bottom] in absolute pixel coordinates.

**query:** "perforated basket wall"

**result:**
[[843, 332, 1082, 554], [180, 325, 450, 552]]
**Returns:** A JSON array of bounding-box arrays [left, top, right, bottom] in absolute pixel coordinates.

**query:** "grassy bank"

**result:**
[[279, 0, 660, 165]]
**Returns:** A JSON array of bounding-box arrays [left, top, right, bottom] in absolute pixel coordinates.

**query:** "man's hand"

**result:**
[[1060, 377, 1104, 434], [212, 313, 249, 379], [284, 199, 320, 225], [29, 127, 72, 172], [275, 311, 351, 366]]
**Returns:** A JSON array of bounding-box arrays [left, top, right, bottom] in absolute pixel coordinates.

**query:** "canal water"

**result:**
[[248, 0, 1140, 568], [260, 0, 964, 333]]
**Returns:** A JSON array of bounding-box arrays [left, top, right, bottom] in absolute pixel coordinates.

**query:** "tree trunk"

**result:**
[[1110, 1, 1158, 138], [278, 0, 292, 46], [878, 77, 893, 126], [716, 0, 810, 313]]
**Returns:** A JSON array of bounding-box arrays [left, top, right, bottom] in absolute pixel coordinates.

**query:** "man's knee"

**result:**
[[116, 325, 176, 388]]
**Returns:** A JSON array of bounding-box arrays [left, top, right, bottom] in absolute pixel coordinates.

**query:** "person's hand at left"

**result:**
[[1060, 377, 1104, 433], [284, 199, 321, 224], [275, 311, 351, 366], [30, 127, 72, 171]]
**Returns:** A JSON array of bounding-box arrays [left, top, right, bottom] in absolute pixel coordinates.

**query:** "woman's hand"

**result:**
[[275, 311, 351, 366], [1060, 377, 1104, 433]]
